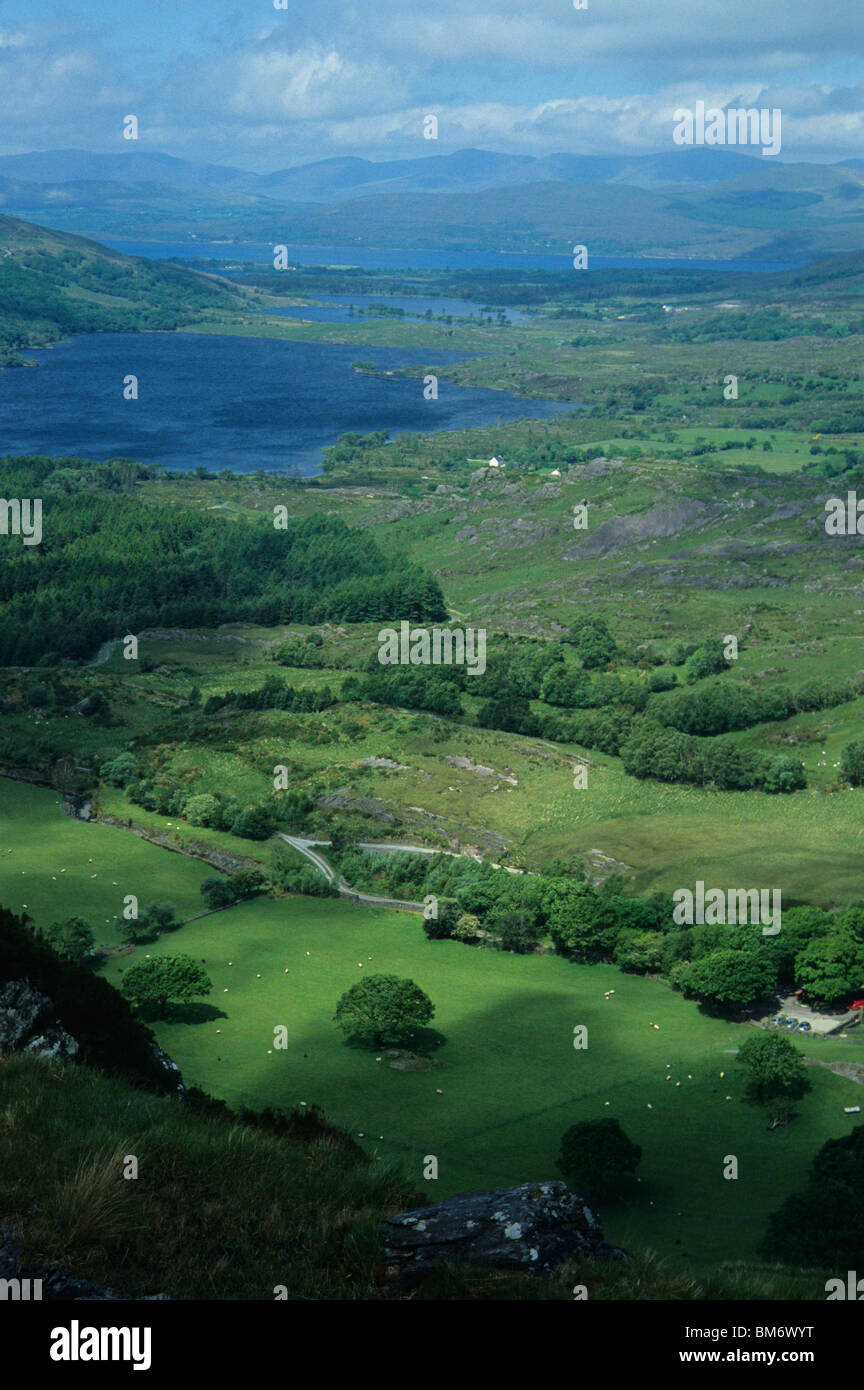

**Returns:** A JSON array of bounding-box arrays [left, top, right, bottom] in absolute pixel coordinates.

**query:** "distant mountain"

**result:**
[[0, 146, 769, 206], [0, 149, 261, 192], [0, 147, 861, 258]]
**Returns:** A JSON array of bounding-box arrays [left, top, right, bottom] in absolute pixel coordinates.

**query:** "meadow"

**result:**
[[94, 887, 864, 1275], [0, 780, 212, 946], [4, 779, 859, 1274]]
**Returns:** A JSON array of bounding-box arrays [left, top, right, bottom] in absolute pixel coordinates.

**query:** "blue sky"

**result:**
[[0, 0, 861, 167]]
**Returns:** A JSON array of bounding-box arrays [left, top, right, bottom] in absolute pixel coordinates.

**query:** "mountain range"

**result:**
[[0, 147, 862, 258]]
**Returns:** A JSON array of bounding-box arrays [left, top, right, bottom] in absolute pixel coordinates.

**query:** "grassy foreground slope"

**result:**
[[0, 1052, 412, 1300]]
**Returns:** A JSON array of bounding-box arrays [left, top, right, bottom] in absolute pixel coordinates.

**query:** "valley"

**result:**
[[2, 218, 864, 1306]]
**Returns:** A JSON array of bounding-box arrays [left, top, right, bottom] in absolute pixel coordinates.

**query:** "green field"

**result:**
[[95, 887, 863, 1274], [7, 780, 855, 1276], [0, 780, 213, 946]]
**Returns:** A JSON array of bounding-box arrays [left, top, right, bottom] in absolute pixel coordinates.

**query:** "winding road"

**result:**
[[276, 834, 428, 913]]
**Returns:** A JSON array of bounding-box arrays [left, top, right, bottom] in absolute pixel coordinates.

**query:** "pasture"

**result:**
[[98, 890, 864, 1274], [0, 779, 213, 945]]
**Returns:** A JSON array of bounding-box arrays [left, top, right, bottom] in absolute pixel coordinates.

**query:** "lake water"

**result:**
[[0, 332, 573, 475], [104, 240, 801, 274], [266, 293, 529, 324]]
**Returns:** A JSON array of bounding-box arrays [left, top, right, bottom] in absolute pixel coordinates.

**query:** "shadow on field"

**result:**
[[343, 1026, 447, 1053], [139, 1001, 228, 1025]]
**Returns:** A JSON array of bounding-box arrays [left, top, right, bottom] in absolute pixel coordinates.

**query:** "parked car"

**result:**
[[797, 1020, 812, 1033], [786, 1017, 798, 1029]]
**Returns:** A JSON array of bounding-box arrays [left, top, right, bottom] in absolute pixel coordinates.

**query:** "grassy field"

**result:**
[[0, 780, 213, 946], [7, 776, 859, 1277], [97, 889, 864, 1275]]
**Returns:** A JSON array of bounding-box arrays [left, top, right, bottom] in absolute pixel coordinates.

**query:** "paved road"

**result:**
[[276, 834, 426, 913]]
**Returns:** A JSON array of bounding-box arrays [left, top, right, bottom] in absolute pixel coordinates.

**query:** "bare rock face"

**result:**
[[0, 980, 78, 1062], [382, 1181, 623, 1281]]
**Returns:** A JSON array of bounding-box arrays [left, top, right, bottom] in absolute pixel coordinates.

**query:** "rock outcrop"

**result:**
[[382, 1180, 623, 1281], [0, 979, 184, 1092], [0, 980, 79, 1062]]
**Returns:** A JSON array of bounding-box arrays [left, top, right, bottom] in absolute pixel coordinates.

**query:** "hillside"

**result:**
[[0, 213, 243, 366]]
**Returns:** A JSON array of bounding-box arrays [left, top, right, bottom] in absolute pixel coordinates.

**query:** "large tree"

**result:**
[[762, 1126, 864, 1267], [41, 915, 94, 965], [542, 880, 622, 960], [680, 947, 777, 1010], [736, 1032, 811, 1126], [121, 954, 212, 1017], [334, 974, 434, 1047], [795, 933, 864, 1008], [558, 1117, 642, 1201]]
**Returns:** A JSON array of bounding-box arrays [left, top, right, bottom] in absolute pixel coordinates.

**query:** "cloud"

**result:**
[[0, 2, 862, 166], [220, 44, 404, 121], [0, 21, 132, 147], [313, 87, 864, 164], [377, 0, 863, 73]]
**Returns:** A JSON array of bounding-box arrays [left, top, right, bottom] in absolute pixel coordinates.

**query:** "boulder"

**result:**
[[0, 980, 79, 1062], [150, 1042, 185, 1096], [382, 1180, 623, 1281]]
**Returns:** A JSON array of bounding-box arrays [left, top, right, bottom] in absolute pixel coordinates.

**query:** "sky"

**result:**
[[0, 0, 862, 169]]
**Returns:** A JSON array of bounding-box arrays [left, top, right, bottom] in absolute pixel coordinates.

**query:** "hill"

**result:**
[[1, 148, 863, 258], [0, 213, 243, 366]]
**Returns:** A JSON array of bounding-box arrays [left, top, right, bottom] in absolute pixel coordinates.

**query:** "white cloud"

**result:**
[[224, 45, 402, 121], [0, 3, 863, 166]]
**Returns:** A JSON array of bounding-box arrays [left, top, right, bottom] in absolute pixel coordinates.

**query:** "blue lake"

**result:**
[[104, 240, 801, 274], [0, 332, 574, 475], [266, 293, 529, 324]]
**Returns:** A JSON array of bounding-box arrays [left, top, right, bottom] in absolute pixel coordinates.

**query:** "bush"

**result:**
[[422, 897, 460, 940], [841, 740, 864, 786], [647, 669, 677, 693], [684, 637, 731, 683], [613, 929, 664, 974], [276, 867, 338, 898], [40, 915, 95, 965], [493, 910, 541, 954], [230, 805, 276, 840], [453, 913, 482, 942], [184, 793, 223, 828], [762, 755, 806, 794], [100, 752, 139, 787]]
